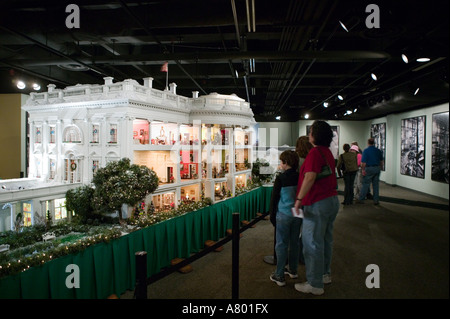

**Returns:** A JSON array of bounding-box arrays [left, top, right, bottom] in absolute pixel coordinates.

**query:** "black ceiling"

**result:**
[[0, 0, 448, 122]]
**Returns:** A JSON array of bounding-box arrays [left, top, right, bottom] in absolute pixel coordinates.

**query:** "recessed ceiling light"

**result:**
[[32, 83, 41, 90], [339, 20, 349, 32], [337, 95, 344, 100], [371, 73, 377, 81], [401, 54, 409, 63], [304, 114, 309, 119], [414, 88, 420, 95], [323, 102, 329, 108], [416, 57, 430, 62], [17, 81, 26, 89], [275, 116, 281, 120]]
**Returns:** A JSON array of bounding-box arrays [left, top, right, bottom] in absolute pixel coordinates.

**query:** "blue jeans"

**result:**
[[302, 196, 339, 288], [275, 213, 302, 278], [358, 166, 381, 202]]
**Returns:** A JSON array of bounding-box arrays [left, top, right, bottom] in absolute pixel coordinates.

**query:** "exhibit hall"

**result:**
[[0, 0, 448, 304]]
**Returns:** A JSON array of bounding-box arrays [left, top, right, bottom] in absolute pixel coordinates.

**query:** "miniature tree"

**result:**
[[92, 158, 159, 221], [66, 185, 95, 222]]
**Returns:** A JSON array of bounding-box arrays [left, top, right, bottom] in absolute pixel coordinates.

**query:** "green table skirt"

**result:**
[[0, 186, 272, 299]]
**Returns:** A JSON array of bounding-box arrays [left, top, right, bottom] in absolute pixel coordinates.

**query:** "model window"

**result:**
[[49, 158, 56, 179], [92, 159, 99, 175], [35, 156, 42, 178], [90, 124, 99, 143], [54, 198, 67, 220], [63, 125, 82, 143], [22, 202, 32, 227], [35, 126, 42, 143], [109, 124, 118, 143], [64, 158, 80, 183], [49, 126, 56, 143]]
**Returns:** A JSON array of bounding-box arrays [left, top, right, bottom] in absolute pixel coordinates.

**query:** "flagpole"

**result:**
[[165, 67, 168, 91]]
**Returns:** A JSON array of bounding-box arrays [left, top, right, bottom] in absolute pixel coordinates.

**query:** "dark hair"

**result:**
[[310, 120, 333, 147], [296, 136, 313, 158], [368, 138, 375, 145], [280, 150, 299, 168], [343, 143, 350, 152]]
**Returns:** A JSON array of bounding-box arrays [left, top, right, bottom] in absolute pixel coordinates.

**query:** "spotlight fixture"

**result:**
[[414, 88, 420, 95], [275, 116, 281, 120], [337, 95, 344, 101], [32, 83, 41, 90], [323, 102, 329, 108], [338, 17, 359, 33], [17, 80, 26, 89], [353, 108, 358, 113], [371, 73, 378, 81], [401, 54, 409, 63], [304, 114, 309, 119], [339, 20, 349, 32], [416, 57, 431, 62]]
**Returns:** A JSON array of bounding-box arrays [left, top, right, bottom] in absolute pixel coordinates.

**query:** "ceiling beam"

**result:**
[[11, 50, 390, 67]]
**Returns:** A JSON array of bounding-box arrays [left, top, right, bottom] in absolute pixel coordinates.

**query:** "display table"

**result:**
[[0, 186, 272, 299]]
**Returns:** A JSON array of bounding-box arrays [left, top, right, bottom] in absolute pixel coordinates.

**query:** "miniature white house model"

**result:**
[[0, 77, 257, 232]]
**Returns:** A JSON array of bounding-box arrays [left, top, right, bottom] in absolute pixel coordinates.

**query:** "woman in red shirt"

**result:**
[[293, 120, 340, 296]]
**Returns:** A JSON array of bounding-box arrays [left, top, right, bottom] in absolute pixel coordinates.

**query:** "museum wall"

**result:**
[[380, 102, 449, 200], [257, 121, 300, 147], [0, 94, 27, 179]]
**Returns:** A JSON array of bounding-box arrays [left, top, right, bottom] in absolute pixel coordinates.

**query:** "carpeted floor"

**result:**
[[120, 180, 449, 301]]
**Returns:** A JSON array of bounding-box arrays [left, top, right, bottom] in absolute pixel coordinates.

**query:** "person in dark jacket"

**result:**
[[336, 143, 358, 205], [269, 150, 300, 287]]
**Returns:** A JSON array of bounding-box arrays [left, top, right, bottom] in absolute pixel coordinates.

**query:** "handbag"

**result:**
[[339, 154, 346, 173], [316, 148, 333, 180]]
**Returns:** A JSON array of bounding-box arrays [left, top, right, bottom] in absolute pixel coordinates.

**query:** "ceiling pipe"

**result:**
[[15, 50, 390, 67], [231, 0, 241, 48], [245, 0, 251, 33], [0, 25, 113, 78], [274, 0, 339, 114]]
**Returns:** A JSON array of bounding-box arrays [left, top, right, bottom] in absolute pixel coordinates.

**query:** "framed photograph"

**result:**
[[400, 116, 425, 178], [431, 112, 449, 183], [371, 123, 386, 171], [306, 125, 340, 159]]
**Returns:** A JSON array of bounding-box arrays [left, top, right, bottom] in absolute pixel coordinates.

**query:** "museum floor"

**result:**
[[120, 179, 449, 300]]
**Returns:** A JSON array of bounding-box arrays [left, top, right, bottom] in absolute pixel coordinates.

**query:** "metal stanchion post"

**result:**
[[232, 212, 240, 299], [135, 251, 147, 299]]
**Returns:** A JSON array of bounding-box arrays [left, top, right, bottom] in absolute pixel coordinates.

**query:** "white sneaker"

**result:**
[[270, 273, 286, 287], [294, 282, 324, 295], [323, 274, 332, 284]]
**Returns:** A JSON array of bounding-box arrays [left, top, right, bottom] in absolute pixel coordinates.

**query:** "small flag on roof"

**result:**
[[161, 61, 168, 72]]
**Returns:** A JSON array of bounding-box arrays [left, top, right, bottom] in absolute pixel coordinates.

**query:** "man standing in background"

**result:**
[[356, 138, 384, 205]]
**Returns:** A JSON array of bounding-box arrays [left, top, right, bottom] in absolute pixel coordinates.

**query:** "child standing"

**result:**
[[269, 150, 300, 286]]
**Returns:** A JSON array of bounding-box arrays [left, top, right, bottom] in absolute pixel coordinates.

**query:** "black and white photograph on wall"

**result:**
[[371, 123, 386, 171], [307, 125, 340, 159], [400, 116, 426, 178], [431, 112, 449, 184]]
